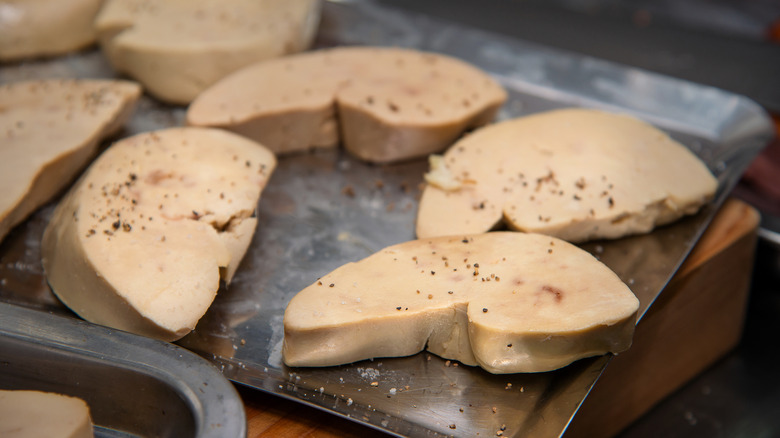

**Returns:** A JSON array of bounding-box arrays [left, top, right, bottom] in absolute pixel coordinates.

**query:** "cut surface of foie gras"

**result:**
[[94, 0, 321, 104], [0, 79, 141, 243], [283, 232, 639, 373], [417, 108, 718, 242], [0, 389, 93, 438], [188, 46, 507, 163], [0, 0, 103, 61], [42, 127, 276, 341]]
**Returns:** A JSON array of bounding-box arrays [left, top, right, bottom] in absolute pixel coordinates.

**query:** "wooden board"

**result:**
[[240, 198, 760, 438], [566, 197, 760, 437]]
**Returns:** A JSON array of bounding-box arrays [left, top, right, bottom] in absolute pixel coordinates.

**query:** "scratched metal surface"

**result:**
[[0, 1, 774, 437]]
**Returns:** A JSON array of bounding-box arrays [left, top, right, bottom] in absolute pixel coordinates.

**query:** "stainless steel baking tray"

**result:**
[[0, 302, 245, 438], [0, 0, 774, 437]]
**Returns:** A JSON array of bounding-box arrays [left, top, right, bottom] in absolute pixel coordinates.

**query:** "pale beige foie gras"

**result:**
[[0, 79, 141, 243], [187, 46, 507, 163], [0, 390, 93, 438], [42, 127, 276, 342], [417, 108, 718, 242], [283, 232, 639, 373], [0, 0, 103, 61], [94, 0, 321, 104]]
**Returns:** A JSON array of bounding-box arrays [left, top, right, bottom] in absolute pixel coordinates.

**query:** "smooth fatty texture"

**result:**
[[0, 79, 140, 243], [0, 390, 93, 438], [0, 0, 103, 61], [42, 127, 276, 341], [95, 0, 321, 104], [417, 108, 718, 242], [188, 46, 506, 163], [283, 232, 639, 373]]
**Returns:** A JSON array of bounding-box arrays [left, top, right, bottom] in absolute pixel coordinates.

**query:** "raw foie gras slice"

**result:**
[[187, 46, 507, 163], [41, 127, 276, 342], [0, 390, 93, 438], [416, 108, 718, 242], [283, 232, 639, 373], [94, 0, 321, 104], [0, 79, 141, 243], [0, 0, 103, 61]]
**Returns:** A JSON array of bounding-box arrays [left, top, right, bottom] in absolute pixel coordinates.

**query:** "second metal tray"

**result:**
[[0, 302, 245, 438]]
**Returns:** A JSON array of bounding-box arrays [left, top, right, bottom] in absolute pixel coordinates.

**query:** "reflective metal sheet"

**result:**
[[0, 1, 774, 437]]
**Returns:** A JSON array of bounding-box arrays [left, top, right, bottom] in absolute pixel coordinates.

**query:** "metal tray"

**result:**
[[0, 0, 774, 436], [0, 302, 246, 438]]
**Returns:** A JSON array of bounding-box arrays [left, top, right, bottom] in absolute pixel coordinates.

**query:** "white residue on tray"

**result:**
[[357, 367, 380, 381], [266, 314, 285, 367]]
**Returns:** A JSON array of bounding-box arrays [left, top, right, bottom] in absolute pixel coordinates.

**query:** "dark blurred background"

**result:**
[[377, 0, 780, 113]]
